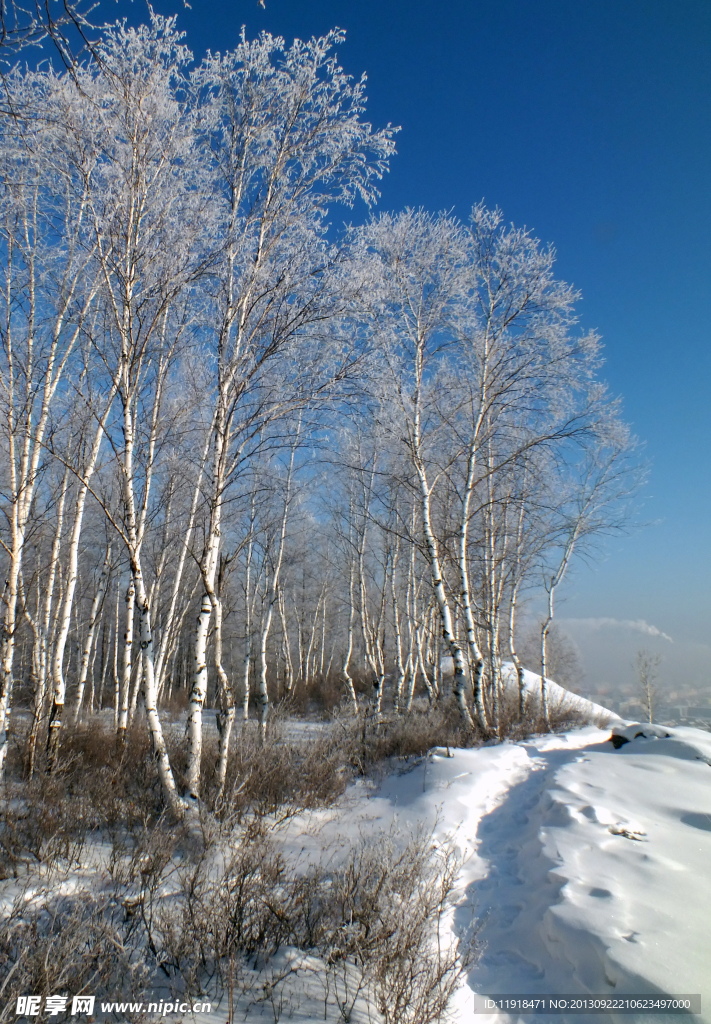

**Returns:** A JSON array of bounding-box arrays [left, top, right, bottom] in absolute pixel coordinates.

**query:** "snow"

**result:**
[[5, 681, 710, 1023], [502, 663, 625, 727], [346, 721, 711, 1023], [266, 709, 711, 1021]]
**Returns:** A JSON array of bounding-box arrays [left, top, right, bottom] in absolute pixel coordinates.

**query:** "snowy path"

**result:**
[[464, 742, 600, 995], [165, 693, 711, 1024], [431, 727, 711, 1024], [301, 714, 711, 1024]]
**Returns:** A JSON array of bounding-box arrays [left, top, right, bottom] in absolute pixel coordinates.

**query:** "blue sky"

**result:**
[[109, 1, 711, 690]]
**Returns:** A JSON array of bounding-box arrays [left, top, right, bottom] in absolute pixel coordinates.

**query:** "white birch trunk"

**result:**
[[24, 470, 69, 776], [341, 556, 358, 712], [356, 491, 385, 719], [318, 588, 327, 678], [185, 589, 213, 798], [540, 523, 582, 730], [117, 343, 182, 809], [256, 441, 296, 742], [416, 462, 474, 729], [540, 591, 553, 730], [277, 587, 294, 696], [127, 652, 142, 726], [73, 545, 112, 724], [117, 577, 136, 737], [0, 229, 99, 776], [112, 581, 120, 730], [458, 440, 488, 733], [213, 590, 235, 806], [87, 636, 99, 714], [133, 562, 182, 815], [509, 492, 528, 721], [304, 583, 326, 694], [413, 624, 431, 705], [508, 584, 526, 720], [0, 548, 23, 775], [96, 613, 110, 713], [390, 539, 406, 712], [242, 499, 256, 723], [154, 427, 212, 696], [46, 384, 117, 767]]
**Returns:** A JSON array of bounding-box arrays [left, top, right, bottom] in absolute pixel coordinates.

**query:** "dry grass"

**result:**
[[2, 681, 600, 861], [0, 808, 477, 1024], [496, 685, 600, 741], [0, 883, 150, 1024], [1, 682, 607, 1023], [334, 700, 478, 776], [277, 670, 372, 718], [106, 821, 477, 1020]]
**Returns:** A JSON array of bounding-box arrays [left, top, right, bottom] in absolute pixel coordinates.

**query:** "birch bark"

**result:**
[[46, 384, 117, 765], [458, 423, 489, 732], [540, 524, 582, 730], [416, 463, 474, 729], [72, 544, 112, 724], [390, 536, 407, 713], [21, 468, 69, 776], [212, 576, 235, 805], [277, 587, 294, 696], [341, 555, 358, 712], [255, 452, 295, 742], [362, 211, 475, 729], [184, 32, 394, 777], [0, 141, 99, 774], [185, 412, 224, 797]]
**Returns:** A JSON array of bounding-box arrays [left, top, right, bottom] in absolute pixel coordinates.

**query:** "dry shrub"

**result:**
[[302, 826, 479, 1024], [280, 670, 371, 718], [1, 708, 480, 1023], [0, 813, 476, 1020], [160, 685, 190, 714], [334, 700, 478, 775], [0, 775, 89, 878], [496, 684, 599, 741], [212, 700, 475, 821], [215, 719, 349, 821], [120, 822, 477, 1022], [150, 703, 351, 821], [134, 835, 294, 996], [0, 883, 149, 1024], [59, 722, 167, 825], [2, 713, 351, 861], [0, 721, 176, 879]]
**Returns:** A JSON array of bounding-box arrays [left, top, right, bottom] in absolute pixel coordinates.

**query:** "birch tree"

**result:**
[[361, 210, 475, 728], [452, 205, 604, 732], [0, 66, 101, 774], [255, 428, 299, 741], [183, 29, 395, 798], [635, 649, 660, 725], [0, 0, 105, 66], [17, 466, 69, 775], [46, 368, 118, 766], [72, 542, 111, 723], [54, 13, 206, 810]]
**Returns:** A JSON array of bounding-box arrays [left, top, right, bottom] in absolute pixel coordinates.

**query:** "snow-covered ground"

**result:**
[[5, 678, 710, 1023], [393, 725, 711, 1022], [317, 724, 711, 1019], [266, 699, 711, 1021]]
